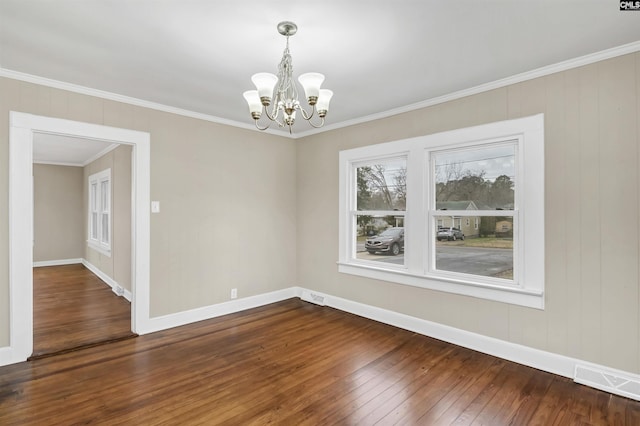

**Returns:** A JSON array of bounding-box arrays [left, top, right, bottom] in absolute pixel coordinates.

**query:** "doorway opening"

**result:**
[[6, 112, 151, 365], [30, 137, 136, 358]]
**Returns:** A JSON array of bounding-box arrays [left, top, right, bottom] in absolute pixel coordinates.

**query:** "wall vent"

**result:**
[[301, 290, 326, 306], [575, 364, 640, 401]]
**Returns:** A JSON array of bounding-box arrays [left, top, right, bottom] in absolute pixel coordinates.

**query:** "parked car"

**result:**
[[365, 227, 404, 255], [437, 227, 465, 241]]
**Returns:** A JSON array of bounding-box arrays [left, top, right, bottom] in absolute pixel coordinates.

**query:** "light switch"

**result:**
[[151, 201, 160, 213]]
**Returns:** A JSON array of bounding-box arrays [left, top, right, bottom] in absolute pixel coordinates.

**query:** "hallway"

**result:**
[[31, 264, 136, 359]]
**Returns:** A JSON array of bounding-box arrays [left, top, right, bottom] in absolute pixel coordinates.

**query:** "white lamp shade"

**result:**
[[298, 72, 325, 99], [316, 89, 333, 112], [243, 90, 262, 114], [251, 73, 278, 99]]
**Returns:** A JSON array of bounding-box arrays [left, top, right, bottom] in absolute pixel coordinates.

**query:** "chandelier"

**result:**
[[243, 21, 333, 133]]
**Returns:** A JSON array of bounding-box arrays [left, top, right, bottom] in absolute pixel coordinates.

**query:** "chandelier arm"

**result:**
[[298, 104, 316, 121], [306, 116, 325, 129], [264, 103, 281, 122], [254, 120, 272, 131], [266, 111, 286, 128]]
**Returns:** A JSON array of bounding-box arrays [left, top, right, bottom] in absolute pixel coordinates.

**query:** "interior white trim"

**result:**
[[82, 143, 119, 167], [82, 259, 128, 300], [5, 111, 150, 366], [137, 287, 297, 335], [33, 258, 83, 267], [293, 287, 640, 401], [338, 114, 545, 309], [2, 40, 639, 140], [296, 40, 640, 138], [0, 68, 283, 138], [32, 160, 83, 167]]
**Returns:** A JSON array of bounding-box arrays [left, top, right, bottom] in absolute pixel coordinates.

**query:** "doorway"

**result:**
[[7, 112, 151, 365], [31, 264, 136, 358], [31, 138, 136, 358]]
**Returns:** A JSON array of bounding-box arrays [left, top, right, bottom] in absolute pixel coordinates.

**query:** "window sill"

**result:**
[[337, 261, 544, 309], [88, 241, 112, 257]]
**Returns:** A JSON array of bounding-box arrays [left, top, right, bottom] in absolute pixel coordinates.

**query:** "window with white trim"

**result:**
[[88, 169, 111, 256], [338, 114, 544, 309], [354, 157, 407, 265]]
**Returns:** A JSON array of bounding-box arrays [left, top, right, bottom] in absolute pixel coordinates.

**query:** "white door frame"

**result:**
[[3, 111, 151, 366]]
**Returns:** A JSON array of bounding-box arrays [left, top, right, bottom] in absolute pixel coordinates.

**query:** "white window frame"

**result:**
[[338, 114, 544, 309], [88, 168, 111, 256], [352, 155, 408, 268]]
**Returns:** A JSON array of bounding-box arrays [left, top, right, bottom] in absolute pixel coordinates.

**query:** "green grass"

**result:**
[[457, 237, 513, 249]]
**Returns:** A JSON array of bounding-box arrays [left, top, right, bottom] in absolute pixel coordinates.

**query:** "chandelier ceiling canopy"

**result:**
[[243, 21, 333, 133]]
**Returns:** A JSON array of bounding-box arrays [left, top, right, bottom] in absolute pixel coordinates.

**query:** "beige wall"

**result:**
[[2, 53, 637, 375], [33, 164, 84, 262], [0, 76, 297, 347], [83, 145, 132, 292], [296, 53, 640, 374]]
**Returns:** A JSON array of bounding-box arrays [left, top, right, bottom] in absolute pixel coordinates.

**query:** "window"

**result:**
[[354, 157, 407, 265], [88, 169, 111, 256], [338, 114, 544, 309]]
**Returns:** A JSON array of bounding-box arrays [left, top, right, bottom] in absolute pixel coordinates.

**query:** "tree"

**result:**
[[451, 172, 489, 203], [435, 163, 489, 205], [357, 166, 372, 210], [356, 167, 373, 235], [393, 167, 407, 209], [367, 165, 394, 208], [489, 175, 514, 207]]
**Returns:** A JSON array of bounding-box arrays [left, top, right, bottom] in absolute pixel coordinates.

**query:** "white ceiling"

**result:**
[[2, 1, 640, 143], [32, 133, 118, 166]]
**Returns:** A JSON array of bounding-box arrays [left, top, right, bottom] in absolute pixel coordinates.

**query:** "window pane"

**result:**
[[434, 215, 513, 280], [355, 215, 405, 266], [357, 158, 406, 211], [434, 143, 515, 210], [102, 213, 109, 244], [101, 181, 109, 211], [91, 212, 98, 239], [91, 183, 97, 211]]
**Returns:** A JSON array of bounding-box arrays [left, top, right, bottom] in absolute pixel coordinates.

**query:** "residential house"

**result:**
[[435, 200, 480, 238]]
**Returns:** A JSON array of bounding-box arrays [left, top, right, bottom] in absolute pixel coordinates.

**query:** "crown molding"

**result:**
[[82, 142, 120, 166], [0, 68, 289, 138], [294, 40, 640, 139], [3, 40, 640, 140], [33, 160, 83, 167]]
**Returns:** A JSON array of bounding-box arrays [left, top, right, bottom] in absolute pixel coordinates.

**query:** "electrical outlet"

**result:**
[[231, 288, 238, 299]]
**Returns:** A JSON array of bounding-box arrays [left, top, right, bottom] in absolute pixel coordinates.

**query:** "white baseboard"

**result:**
[[293, 287, 640, 401], [137, 287, 298, 335], [33, 258, 82, 267], [0, 346, 24, 367], [2, 276, 637, 401], [81, 259, 131, 301]]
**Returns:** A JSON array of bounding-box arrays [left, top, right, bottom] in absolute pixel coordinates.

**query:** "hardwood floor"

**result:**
[[32, 264, 136, 359], [2, 298, 639, 425]]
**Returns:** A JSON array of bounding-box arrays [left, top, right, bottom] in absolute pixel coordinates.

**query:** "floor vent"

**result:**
[[301, 290, 326, 306], [574, 365, 640, 401]]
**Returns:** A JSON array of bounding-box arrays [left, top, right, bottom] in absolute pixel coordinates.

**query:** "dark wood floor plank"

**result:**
[[2, 297, 640, 425], [289, 336, 451, 425], [32, 264, 134, 357], [414, 357, 506, 425], [469, 361, 537, 425]]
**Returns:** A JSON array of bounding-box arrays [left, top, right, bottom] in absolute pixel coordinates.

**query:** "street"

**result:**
[[355, 243, 513, 277]]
